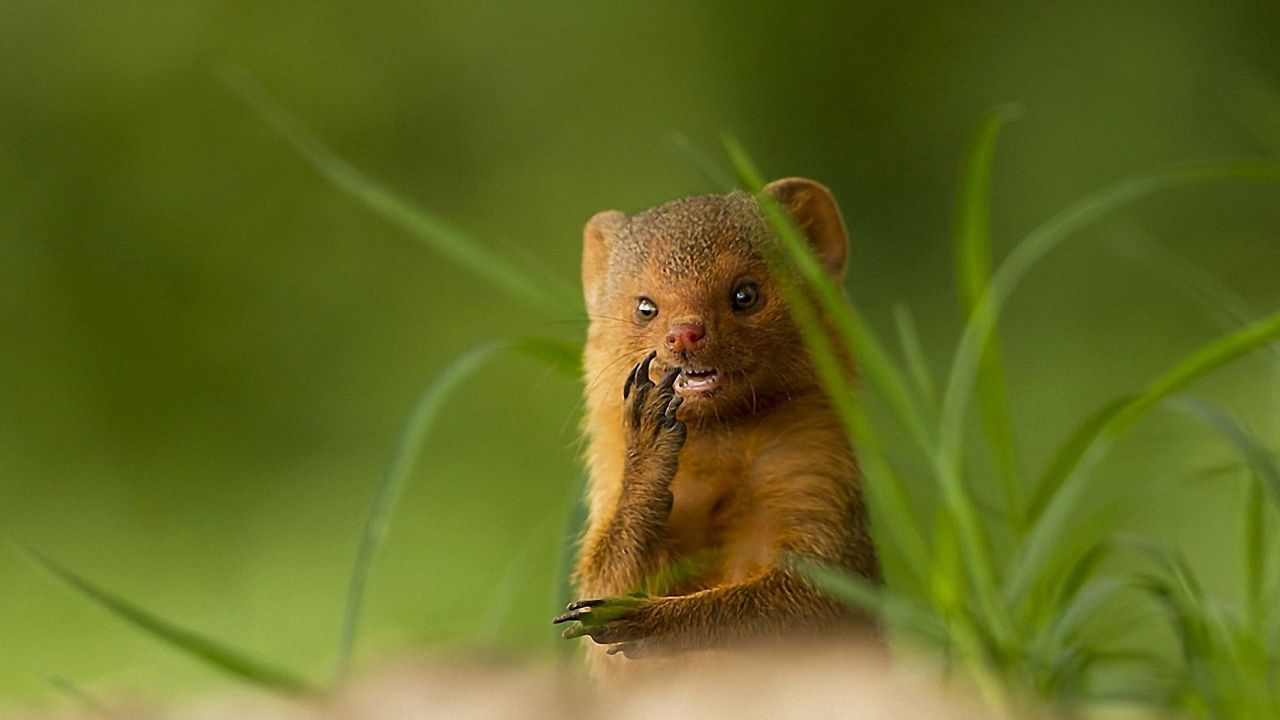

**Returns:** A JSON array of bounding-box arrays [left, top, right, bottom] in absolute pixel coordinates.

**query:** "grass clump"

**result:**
[[729, 113, 1280, 716], [14, 86, 1280, 719]]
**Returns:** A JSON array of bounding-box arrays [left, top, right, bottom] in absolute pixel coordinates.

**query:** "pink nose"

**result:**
[[665, 323, 706, 353]]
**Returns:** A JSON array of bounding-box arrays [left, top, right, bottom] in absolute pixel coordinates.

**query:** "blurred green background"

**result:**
[[2, 0, 1278, 707]]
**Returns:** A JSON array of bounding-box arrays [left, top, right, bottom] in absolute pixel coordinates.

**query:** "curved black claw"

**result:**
[[658, 366, 680, 392], [552, 608, 590, 625], [551, 595, 646, 641], [664, 393, 684, 422], [623, 361, 640, 400], [626, 351, 656, 399], [552, 597, 608, 625]]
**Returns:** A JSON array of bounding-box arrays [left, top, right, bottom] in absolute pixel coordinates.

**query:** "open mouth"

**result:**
[[674, 367, 721, 395]]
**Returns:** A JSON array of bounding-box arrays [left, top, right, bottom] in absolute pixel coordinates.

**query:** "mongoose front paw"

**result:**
[[622, 351, 686, 463], [552, 595, 650, 646]]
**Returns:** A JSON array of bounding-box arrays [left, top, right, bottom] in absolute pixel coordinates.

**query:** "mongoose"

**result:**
[[553, 178, 881, 675]]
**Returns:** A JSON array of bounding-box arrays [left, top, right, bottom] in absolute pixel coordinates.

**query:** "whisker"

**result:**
[[584, 348, 649, 396], [585, 313, 635, 325]]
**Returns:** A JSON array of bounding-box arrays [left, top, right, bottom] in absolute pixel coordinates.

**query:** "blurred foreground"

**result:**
[[2, 0, 1278, 708], [11, 646, 996, 720]]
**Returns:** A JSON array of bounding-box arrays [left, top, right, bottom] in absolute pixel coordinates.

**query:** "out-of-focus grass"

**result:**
[[731, 119, 1280, 715], [25, 92, 1280, 718], [3, 2, 1279, 711]]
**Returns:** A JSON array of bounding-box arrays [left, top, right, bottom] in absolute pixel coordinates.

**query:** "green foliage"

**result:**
[[17, 86, 1280, 718], [14, 88, 590, 695], [15, 546, 313, 694], [334, 336, 580, 681], [751, 113, 1280, 715], [224, 69, 580, 317], [953, 105, 1024, 533]]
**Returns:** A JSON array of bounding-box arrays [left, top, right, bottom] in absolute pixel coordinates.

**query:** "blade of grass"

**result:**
[[554, 476, 589, 661], [893, 303, 938, 417], [335, 337, 580, 682], [723, 137, 931, 587], [953, 106, 1024, 532], [1131, 542, 1227, 717], [1008, 310, 1280, 604], [1111, 229, 1280, 434], [796, 558, 947, 643], [224, 69, 578, 316], [805, 555, 1016, 712], [478, 514, 557, 645], [1042, 577, 1131, 655], [937, 156, 1280, 672], [1025, 395, 1134, 519], [722, 137, 935, 459], [17, 547, 311, 694], [1110, 232, 1280, 361], [1168, 397, 1279, 639], [664, 131, 736, 191], [509, 337, 584, 379], [938, 161, 1280, 534], [1169, 396, 1280, 506], [929, 509, 962, 627], [45, 676, 110, 715]]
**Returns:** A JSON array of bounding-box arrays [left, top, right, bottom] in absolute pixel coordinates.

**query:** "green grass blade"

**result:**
[[1008, 310, 1280, 604], [934, 157, 1280, 605], [18, 547, 311, 694], [664, 131, 736, 191], [478, 515, 556, 645], [1130, 542, 1226, 716], [1112, 231, 1280, 432], [723, 137, 932, 586], [938, 161, 1280, 523], [953, 106, 1024, 532], [509, 337, 583, 379], [1111, 233, 1279, 359], [1022, 536, 1109, 640], [722, 136, 935, 458], [224, 70, 577, 316], [1169, 396, 1280, 506], [953, 108, 1011, 310], [1025, 395, 1134, 519], [796, 559, 946, 642], [554, 476, 589, 660], [335, 337, 577, 682], [892, 304, 938, 417], [1168, 397, 1279, 636], [1044, 576, 1131, 653], [44, 676, 110, 714]]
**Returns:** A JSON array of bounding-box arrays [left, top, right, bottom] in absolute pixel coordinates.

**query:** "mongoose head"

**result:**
[[581, 178, 849, 421]]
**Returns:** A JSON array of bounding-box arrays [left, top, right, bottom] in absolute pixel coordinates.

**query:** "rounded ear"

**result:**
[[763, 177, 849, 277], [582, 210, 626, 310]]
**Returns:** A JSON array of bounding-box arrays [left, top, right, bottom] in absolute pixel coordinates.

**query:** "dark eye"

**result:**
[[636, 297, 658, 321], [731, 282, 760, 311]]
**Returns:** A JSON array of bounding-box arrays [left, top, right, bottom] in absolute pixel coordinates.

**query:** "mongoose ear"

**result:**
[[764, 177, 849, 278], [582, 210, 626, 310]]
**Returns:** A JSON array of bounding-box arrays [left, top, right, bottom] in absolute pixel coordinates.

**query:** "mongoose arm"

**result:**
[[557, 566, 848, 656], [558, 483, 876, 652], [573, 352, 686, 599]]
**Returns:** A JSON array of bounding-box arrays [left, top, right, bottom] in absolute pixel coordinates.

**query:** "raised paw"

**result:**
[[622, 351, 687, 460], [552, 594, 649, 646]]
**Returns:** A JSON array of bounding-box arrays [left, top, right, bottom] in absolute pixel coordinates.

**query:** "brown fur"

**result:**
[[566, 178, 880, 678]]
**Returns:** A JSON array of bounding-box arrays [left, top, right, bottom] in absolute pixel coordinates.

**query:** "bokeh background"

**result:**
[[2, 0, 1278, 707]]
